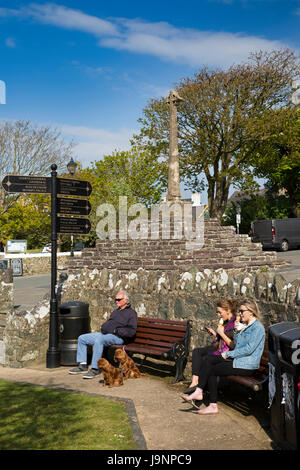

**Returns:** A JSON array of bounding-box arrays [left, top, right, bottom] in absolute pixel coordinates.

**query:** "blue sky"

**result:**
[[0, 1, 300, 200]]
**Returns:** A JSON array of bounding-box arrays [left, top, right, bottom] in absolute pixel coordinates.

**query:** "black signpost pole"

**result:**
[[46, 164, 60, 368], [1, 169, 92, 369]]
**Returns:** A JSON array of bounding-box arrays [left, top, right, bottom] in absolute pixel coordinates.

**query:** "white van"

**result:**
[[251, 218, 300, 251]]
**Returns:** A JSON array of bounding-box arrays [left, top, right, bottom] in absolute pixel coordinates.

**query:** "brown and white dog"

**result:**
[[97, 358, 123, 387], [114, 348, 146, 379]]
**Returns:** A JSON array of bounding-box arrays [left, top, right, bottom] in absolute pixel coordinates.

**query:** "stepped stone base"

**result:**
[[65, 218, 288, 274]]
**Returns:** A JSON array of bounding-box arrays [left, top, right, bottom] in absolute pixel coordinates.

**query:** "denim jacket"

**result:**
[[224, 320, 265, 370]]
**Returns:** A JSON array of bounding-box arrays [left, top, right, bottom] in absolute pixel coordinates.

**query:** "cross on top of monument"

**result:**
[[165, 90, 184, 105]]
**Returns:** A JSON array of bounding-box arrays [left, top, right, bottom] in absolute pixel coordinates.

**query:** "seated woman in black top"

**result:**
[[184, 298, 237, 394]]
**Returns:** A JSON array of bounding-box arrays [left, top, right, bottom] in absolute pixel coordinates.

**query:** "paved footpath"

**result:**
[[0, 364, 274, 451]]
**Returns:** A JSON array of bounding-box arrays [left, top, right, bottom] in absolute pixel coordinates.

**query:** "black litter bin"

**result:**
[[58, 301, 90, 366], [268, 321, 300, 450]]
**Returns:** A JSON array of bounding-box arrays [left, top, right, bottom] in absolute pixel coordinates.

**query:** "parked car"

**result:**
[[251, 218, 300, 251], [42, 243, 52, 253], [74, 242, 85, 251]]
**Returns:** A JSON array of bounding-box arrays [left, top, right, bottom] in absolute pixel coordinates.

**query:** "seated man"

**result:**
[[69, 291, 137, 379]]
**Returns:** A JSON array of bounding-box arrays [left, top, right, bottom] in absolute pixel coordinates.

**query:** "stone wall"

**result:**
[[2, 266, 300, 368], [0, 269, 14, 365], [4, 297, 50, 368], [60, 267, 300, 352]]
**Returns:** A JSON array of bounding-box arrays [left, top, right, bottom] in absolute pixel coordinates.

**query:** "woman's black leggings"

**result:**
[[191, 346, 216, 376], [198, 355, 255, 403]]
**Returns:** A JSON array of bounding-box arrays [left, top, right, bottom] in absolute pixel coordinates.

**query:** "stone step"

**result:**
[[67, 217, 281, 273]]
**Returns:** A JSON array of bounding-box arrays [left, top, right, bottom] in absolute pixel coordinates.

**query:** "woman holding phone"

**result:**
[[182, 299, 265, 415], [184, 298, 238, 395]]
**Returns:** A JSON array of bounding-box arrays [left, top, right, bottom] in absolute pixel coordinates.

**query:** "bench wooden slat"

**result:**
[[128, 336, 176, 348], [110, 343, 167, 356], [137, 322, 187, 333], [138, 317, 189, 326], [137, 325, 186, 336], [135, 331, 185, 343]]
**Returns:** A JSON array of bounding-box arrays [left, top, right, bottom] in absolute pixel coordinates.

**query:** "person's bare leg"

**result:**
[[190, 375, 199, 387]]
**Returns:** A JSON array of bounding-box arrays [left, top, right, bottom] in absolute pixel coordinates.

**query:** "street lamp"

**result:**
[[67, 157, 78, 176], [67, 157, 78, 256]]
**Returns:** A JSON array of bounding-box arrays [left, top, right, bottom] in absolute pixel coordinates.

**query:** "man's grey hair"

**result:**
[[117, 291, 129, 301]]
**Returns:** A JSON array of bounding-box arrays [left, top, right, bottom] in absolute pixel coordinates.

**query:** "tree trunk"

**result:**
[[208, 176, 230, 222]]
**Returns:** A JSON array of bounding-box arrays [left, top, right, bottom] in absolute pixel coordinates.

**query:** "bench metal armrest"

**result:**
[[162, 320, 192, 361], [252, 374, 269, 392]]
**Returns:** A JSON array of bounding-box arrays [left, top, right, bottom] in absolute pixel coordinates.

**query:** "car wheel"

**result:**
[[279, 240, 289, 252]]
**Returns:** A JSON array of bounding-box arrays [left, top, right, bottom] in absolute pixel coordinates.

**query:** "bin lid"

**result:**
[[268, 321, 300, 342], [59, 301, 89, 315]]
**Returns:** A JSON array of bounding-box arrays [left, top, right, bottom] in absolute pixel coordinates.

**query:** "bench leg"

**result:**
[[173, 357, 187, 384]]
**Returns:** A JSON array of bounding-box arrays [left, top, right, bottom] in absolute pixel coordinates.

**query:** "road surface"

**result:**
[[13, 273, 51, 310]]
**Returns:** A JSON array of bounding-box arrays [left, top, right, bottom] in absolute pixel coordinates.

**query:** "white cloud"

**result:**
[[5, 37, 16, 48], [59, 124, 136, 166], [0, 3, 292, 67], [0, 3, 118, 36], [0, 8, 20, 17], [102, 19, 288, 67], [26, 3, 119, 36]]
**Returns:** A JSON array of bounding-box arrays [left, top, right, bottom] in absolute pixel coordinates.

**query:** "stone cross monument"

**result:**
[[165, 90, 183, 201]]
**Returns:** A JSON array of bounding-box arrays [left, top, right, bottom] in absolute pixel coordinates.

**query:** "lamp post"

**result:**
[[67, 158, 78, 256], [46, 164, 60, 368]]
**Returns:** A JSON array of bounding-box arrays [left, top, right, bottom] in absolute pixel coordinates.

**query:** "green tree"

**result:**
[[0, 194, 51, 248], [71, 149, 167, 246], [133, 49, 300, 221], [222, 192, 293, 234], [250, 112, 300, 216]]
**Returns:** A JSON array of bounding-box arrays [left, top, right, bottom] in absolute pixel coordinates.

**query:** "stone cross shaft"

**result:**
[[165, 90, 183, 201]]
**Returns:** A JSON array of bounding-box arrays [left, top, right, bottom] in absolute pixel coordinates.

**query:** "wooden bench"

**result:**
[[108, 317, 192, 383], [224, 338, 269, 392]]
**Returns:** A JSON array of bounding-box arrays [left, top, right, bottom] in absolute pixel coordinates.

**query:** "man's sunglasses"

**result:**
[[115, 298, 123, 302]]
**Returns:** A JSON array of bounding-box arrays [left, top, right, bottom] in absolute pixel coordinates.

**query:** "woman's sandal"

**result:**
[[183, 385, 197, 394], [181, 395, 202, 409]]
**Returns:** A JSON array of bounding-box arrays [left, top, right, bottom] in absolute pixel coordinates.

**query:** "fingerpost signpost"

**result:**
[[1, 165, 92, 368]]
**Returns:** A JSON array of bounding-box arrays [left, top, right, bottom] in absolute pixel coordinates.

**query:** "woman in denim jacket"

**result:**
[[181, 299, 265, 415]]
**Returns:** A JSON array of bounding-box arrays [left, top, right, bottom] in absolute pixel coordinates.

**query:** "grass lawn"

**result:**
[[0, 380, 136, 450]]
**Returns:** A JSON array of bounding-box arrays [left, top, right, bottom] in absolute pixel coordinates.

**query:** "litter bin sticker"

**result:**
[[268, 363, 276, 408], [282, 372, 295, 421]]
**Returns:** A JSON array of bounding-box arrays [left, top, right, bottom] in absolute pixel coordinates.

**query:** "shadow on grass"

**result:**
[[0, 379, 136, 450]]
